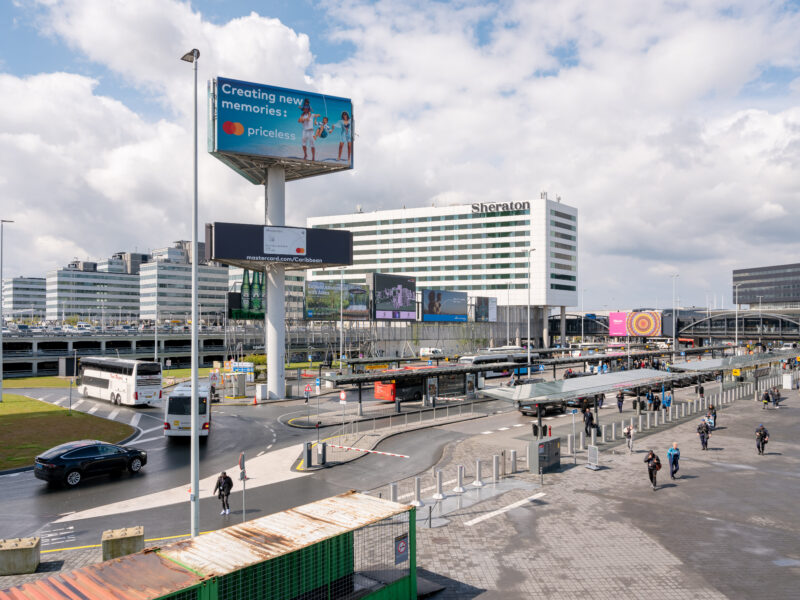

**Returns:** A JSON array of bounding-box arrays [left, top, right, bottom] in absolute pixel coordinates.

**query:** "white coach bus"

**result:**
[[78, 357, 162, 406]]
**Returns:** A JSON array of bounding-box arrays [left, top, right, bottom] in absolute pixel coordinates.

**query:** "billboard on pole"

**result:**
[[209, 77, 354, 183], [369, 273, 416, 321], [305, 280, 369, 321], [609, 311, 662, 336], [421, 289, 468, 322], [474, 297, 497, 322]]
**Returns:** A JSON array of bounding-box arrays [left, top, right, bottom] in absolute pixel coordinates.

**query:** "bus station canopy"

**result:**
[[535, 345, 729, 367], [482, 369, 692, 405], [671, 350, 797, 373], [322, 362, 520, 385], [346, 356, 457, 365]]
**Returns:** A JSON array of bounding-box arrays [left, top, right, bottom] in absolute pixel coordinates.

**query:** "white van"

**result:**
[[419, 347, 443, 357], [163, 382, 210, 439]]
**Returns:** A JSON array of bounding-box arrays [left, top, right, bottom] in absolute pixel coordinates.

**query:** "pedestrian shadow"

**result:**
[[675, 475, 698, 479], [656, 483, 677, 490], [765, 452, 783, 456], [707, 447, 724, 451]]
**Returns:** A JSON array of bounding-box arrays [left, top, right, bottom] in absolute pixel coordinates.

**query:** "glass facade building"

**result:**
[[732, 263, 800, 309]]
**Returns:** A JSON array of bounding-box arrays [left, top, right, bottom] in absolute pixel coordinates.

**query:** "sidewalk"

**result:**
[[373, 387, 799, 598]]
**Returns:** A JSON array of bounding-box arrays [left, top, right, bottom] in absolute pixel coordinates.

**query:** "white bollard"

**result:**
[[510, 450, 517, 474], [646, 412, 651, 429], [492, 455, 499, 483], [579, 431, 586, 450], [591, 428, 597, 446], [473, 460, 484, 487], [389, 482, 398, 503], [567, 434, 574, 455], [660, 409, 666, 425], [681, 403, 686, 418], [433, 469, 445, 500], [638, 414, 643, 431], [453, 465, 466, 493], [611, 422, 617, 440], [602, 424, 608, 442], [411, 477, 423, 507]]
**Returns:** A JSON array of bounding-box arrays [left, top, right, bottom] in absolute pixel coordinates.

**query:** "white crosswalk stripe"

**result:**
[[108, 409, 120, 421], [130, 413, 142, 427], [88, 406, 99, 414]]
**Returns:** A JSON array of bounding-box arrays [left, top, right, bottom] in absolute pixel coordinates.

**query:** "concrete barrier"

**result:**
[[0, 537, 40, 576], [102, 527, 144, 561]]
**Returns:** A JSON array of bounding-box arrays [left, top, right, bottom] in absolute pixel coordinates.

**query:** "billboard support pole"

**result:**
[[265, 166, 286, 399]]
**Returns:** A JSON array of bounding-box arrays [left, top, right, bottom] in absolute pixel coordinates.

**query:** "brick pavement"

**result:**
[[387, 383, 799, 599]]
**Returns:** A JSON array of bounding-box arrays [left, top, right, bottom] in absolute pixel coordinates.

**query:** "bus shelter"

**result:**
[[670, 350, 798, 388], [482, 369, 694, 437], [323, 362, 520, 415], [345, 355, 459, 373]]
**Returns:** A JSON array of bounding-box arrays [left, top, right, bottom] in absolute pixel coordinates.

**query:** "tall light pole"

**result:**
[[0, 219, 13, 403], [581, 288, 586, 344], [506, 279, 510, 346], [527, 248, 535, 377], [339, 267, 344, 373], [757, 295, 763, 344], [671, 274, 679, 364], [180, 47, 200, 538], [734, 283, 742, 351]]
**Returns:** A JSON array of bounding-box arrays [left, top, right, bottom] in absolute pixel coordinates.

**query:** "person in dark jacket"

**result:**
[[213, 471, 233, 515], [697, 419, 710, 450], [644, 450, 661, 490], [616, 391, 624, 413], [709, 404, 717, 427], [583, 408, 595, 436], [755, 424, 769, 455]]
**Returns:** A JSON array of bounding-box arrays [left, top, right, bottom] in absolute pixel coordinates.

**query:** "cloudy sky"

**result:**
[[2, 0, 799, 310]]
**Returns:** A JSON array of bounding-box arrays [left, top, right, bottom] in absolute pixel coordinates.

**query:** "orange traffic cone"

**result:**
[[253, 396, 258, 405]]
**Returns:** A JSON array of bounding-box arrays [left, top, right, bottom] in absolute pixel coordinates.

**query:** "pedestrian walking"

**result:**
[[623, 424, 635, 453], [654, 395, 661, 412], [666, 442, 680, 480], [616, 391, 624, 413], [644, 450, 662, 490], [755, 424, 769, 455], [762, 390, 770, 410], [583, 408, 595, 436], [213, 471, 233, 515], [697, 419, 710, 450], [699, 384, 705, 401], [664, 391, 672, 409], [597, 393, 604, 409], [709, 404, 717, 427]]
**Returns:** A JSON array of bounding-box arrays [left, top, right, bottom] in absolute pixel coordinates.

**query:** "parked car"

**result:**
[[34, 440, 147, 487]]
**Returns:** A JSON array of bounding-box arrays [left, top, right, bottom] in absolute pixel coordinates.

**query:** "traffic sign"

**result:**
[[538, 365, 545, 372], [315, 377, 320, 386], [238, 452, 246, 471], [308, 354, 313, 362], [680, 351, 686, 356], [394, 534, 409, 565], [305, 384, 312, 393], [427, 360, 432, 366], [339, 390, 347, 404], [571, 409, 578, 414]]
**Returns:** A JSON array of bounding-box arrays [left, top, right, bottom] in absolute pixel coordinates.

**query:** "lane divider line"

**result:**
[[327, 444, 409, 458]]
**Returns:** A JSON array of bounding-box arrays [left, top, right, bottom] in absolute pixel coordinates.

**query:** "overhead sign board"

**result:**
[[206, 222, 352, 271], [208, 77, 354, 183]]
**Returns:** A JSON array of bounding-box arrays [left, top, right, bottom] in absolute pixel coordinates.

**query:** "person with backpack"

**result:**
[[762, 390, 770, 410], [616, 391, 624, 413], [213, 471, 234, 515], [755, 424, 769, 455], [644, 450, 662, 490], [698, 384, 705, 401], [666, 442, 680, 480], [697, 419, 710, 451]]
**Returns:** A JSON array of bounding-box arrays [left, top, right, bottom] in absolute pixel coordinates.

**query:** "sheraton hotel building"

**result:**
[[307, 196, 578, 344]]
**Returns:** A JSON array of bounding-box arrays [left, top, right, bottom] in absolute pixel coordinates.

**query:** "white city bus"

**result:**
[[78, 357, 162, 406], [163, 382, 210, 439]]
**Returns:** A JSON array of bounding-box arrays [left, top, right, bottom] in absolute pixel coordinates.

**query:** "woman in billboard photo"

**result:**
[[298, 99, 319, 161], [337, 111, 353, 163]]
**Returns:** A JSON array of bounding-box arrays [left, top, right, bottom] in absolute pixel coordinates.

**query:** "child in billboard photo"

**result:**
[[337, 111, 353, 162], [298, 99, 319, 161], [426, 291, 443, 315], [314, 116, 333, 140]]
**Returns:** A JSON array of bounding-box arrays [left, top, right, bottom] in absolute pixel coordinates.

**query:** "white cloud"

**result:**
[[2, 0, 800, 311]]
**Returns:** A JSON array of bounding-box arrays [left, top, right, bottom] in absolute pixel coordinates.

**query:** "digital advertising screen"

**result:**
[[474, 297, 498, 322], [421, 289, 468, 322], [209, 77, 354, 182], [608, 311, 662, 337], [371, 273, 416, 320], [305, 280, 369, 321]]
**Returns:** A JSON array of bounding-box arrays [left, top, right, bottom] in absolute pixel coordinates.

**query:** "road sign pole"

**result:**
[[571, 410, 577, 464]]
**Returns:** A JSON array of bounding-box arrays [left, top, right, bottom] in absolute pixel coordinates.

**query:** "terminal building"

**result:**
[[307, 195, 578, 345], [2, 276, 46, 321], [733, 262, 800, 309]]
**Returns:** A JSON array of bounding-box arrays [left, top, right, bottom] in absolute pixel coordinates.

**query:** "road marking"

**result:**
[[130, 413, 142, 427], [257, 451, 265, 456], [87, 406, 99, 414], [513, 424, 524, 428], [108, 409, 120, 421], [139, 425, 163, 435], [481, 431, 493, 435], [71, 400, 84, 410], [132, 436, 163, 444], [52, 398, 65, 406], [266, 444, 273, 450], [464, 492, 546, 526], [497, 427, 509, 431]]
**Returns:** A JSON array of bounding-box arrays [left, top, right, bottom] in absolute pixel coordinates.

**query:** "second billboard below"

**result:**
[[422, 289, 468, 322], [369, 273, 416, 320]]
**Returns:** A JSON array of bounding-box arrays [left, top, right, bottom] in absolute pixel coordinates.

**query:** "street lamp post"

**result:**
[[757, 295, 763, 344], [0, 219, 14, 403], [671, 274, 679, 364], [581, 288, 586, 344], [180, 47, 200, 538], [527, 248, 535, 377], [734, 283, 742, 351]]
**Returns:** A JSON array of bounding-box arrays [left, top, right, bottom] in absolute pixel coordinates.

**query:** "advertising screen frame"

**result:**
[[474, 296, 498, 323], [304, 280, 370, 321], [370, 273, 417, 321], [421, 289, 468, 322], [608, 312, 628, 336], [608, 311, 663, 337], [208, 77, 354, 183]]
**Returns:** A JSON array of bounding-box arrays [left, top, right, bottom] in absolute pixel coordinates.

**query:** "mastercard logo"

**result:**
[[222, 121, 244, 135]]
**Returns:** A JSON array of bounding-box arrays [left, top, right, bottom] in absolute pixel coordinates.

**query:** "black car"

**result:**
[[34, 440, 147, 487]]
